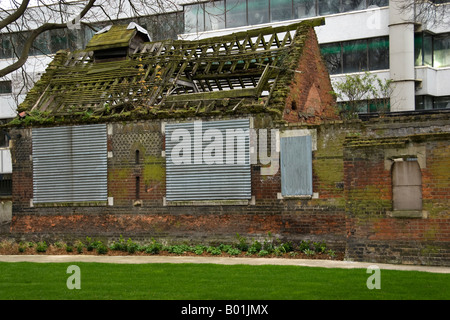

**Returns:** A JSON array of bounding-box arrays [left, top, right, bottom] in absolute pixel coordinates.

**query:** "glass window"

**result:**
[[205, 1, 226, 31], [157, 12, 183, 40], [434, 96, 450, 109], [368, 37, 389, 70], [341, 0, 365, 12], [0, 36, 13, 59], [423, 33, 433, 66], [320, 42, 342, 74], [342, 39, 368, 73], [318, 0, 340, 15], [50, 29, 68, 52], [31, 32, 51, 56], [367, 0, 388, 7], [13, 32, 28, 58], [414, 33, 423, 66], [248, 0, 269, 25], [415, 95, 433, 110], [0, 81, 12, 94], [271, 0, 293, 22], [433, 34, 450, 68], [293, 0, 316, 19], [226, 0, 247, 28], [184, 3, 204, 33]]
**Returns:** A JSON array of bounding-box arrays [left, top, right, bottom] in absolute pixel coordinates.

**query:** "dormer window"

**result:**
[[86, 23, 151, 62]]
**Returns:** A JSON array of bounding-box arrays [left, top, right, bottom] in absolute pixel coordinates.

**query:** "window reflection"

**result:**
[[205, 0, 226, 31], [226, 0, 247, 28], [368, 37, 389, 70], [433, 34, 450, 68], [293, 0, 316, 19], [184, 4, 204, 34], [321, 37, 390, 74], [271, 0, 293, 22], [342, 39, 367, 73], [367, 0, 389, 7], [318, 0, 341, 15], [341, 0, 365, 12], [321, 42, 342, 74], [248, 0, 269, 25]]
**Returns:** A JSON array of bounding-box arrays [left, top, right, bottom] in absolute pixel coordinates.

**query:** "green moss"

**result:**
[[143, 156, 165, 184], [314, 159, 343, 185]]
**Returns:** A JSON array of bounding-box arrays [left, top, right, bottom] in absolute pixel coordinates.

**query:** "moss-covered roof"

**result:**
[[13, 18, 325, 126], [86, 25, 134, 51]]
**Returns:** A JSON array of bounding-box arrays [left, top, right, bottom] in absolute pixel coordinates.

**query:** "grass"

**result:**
[[0, 262, 448, 300]]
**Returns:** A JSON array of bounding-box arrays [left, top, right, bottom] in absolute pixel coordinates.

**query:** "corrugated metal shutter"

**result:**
[[280, 135, 313, 196], [32, 124, 107, 204], [165, 119, 251, 201]]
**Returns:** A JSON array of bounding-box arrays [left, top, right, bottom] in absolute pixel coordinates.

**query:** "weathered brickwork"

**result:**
[[7, 113, 450, 266], [108, 121, 165, 207], [283, 28, 338, 124]]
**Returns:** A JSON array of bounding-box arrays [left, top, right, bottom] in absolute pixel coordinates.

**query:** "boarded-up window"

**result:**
[[165, 119, 251, 201], [280, 135, 313, 196], [392, 160, 422, 211], [32, 124, 108, 204]]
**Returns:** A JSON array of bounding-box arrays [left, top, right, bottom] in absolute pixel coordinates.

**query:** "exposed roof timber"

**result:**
[[17, 18, 325, 117]]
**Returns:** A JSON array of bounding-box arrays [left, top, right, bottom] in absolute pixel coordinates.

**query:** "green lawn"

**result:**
[[0, 262, 448, 300]]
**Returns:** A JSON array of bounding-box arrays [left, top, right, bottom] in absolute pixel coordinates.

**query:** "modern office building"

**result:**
[[180, 0, 450, 113]]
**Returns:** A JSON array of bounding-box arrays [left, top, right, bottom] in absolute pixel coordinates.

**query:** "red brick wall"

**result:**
[[343, 135, 450, 265], [283, 28, 338, 124]]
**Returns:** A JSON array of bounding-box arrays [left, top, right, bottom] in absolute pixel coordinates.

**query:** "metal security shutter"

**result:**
[[32, 124, 107, 204], [280, 135, 313, 196], [165, 119, 251, 201]]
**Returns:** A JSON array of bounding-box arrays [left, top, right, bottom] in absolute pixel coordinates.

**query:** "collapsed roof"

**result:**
[[16, 18, 326, 124]]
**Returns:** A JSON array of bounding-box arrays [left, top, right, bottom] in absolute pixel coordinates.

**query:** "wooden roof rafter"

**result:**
[[18, 18, 325, 117]]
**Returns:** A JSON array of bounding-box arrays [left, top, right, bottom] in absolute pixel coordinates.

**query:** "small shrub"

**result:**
[[193, 245, 207, 255], [303, 248, 315, 256], [206, 246, 222, 255], [36, 241, 48, 253], [18, 246, 26, 253], [327, 249, 336, 258], [167, 244, 191, 255], [65, 245, 73, 253], [235, 233, 249, 252], [247, 240, 262, 254], [263, 240, 274, 254], [226, 248, 241, 256], [313, 241, 327, 254], [110, 235, 127, 251], [258, 250, 269, 257], [280, 241, 294, 253], [273, 247, 284, 256], [96, 244, 108, 255], [75, 241, 84, 254], [54, 241, 64, 249], [126, 238, 139, 254], [145, 239, 163, 255], [298, 240, 311, 252], [218, 244, 233, 252]]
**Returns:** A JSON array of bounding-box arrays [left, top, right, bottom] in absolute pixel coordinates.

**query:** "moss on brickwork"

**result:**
[[143, 156, 165, 184]]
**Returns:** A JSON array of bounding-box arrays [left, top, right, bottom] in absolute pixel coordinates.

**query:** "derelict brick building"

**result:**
[[6, 19, 450, 266]]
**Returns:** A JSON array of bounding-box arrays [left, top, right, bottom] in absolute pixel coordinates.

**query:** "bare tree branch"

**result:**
[[0, 0, 97, 78], [0, 0, 30, 30]]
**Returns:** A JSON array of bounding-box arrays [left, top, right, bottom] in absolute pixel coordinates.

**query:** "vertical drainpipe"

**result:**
[[389, 0, 417, 112]]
